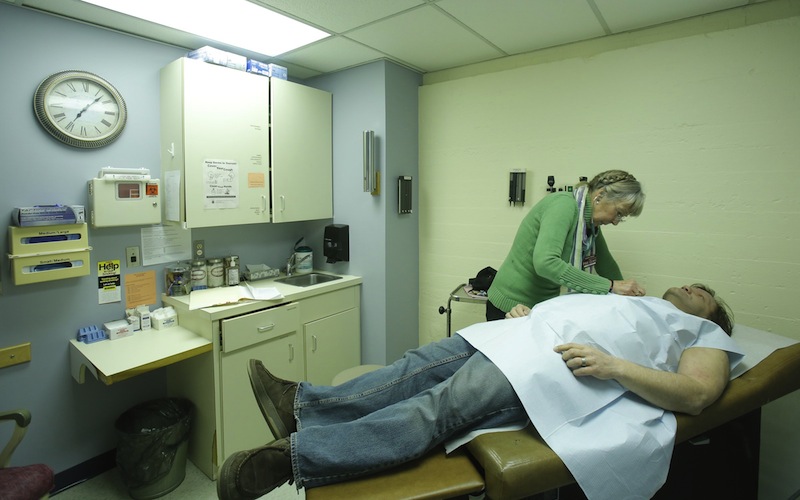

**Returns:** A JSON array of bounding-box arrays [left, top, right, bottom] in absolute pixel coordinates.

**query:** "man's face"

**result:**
[[662, 285, 716, 319]]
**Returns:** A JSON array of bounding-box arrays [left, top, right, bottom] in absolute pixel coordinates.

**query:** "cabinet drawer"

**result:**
[[300, 287, 356, 323], [222, 302, 299, 353]]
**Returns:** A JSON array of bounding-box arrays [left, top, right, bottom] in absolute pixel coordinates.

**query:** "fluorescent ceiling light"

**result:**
[[80, 0, 329, 56]]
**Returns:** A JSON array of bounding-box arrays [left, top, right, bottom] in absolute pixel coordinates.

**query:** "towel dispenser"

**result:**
[[324, 224, 349, 263]]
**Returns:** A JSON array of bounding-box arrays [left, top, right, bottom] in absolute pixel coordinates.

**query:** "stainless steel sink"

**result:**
[[275, 273, 342, 287]]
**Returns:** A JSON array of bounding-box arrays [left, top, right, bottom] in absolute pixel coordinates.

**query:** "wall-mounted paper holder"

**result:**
[[509, 170, 526, 206], [363, 130, 380, 195]]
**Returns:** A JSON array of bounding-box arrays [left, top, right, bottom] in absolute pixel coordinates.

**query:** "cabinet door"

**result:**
[[164, 57, 270, 228], [304, 308, 360, 385], [270, 78, 332, 223], [219, 305, 302, 461]]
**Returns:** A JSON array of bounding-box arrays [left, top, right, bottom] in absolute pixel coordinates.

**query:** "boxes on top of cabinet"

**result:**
[[187, 45, 246, 71], [246, 59, 288, 80]]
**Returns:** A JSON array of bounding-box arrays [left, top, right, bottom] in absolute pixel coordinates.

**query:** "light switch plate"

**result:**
[[126, 246, 140, 268]]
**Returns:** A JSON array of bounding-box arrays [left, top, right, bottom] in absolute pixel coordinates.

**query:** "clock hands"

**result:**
[[75, 95, 103, 120]]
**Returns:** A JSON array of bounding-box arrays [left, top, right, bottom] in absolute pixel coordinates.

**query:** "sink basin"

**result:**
[[275, 273, 342, 287]]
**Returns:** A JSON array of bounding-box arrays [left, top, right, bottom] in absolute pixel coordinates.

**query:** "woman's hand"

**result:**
[[554, 343, 620, 379], [505, 304, 531, 319], [611, 279, 646, 297]]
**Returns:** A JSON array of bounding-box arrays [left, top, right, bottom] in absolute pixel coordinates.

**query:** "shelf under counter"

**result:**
[[69, 326, 212, 385]]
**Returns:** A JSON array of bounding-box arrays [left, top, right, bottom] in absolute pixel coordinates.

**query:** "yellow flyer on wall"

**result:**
[[97, 259, 121, 304]]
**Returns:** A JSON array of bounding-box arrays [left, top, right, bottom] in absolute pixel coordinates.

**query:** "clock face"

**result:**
[[33, 71, 127, 149]]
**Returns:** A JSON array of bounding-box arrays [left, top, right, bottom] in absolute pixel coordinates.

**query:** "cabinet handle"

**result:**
[[312, 335, 318, 352], [257, 323, 276, 333], [261, 195, 267, 212], [280, 195, 286, 212], [288, 344, 294, 362]]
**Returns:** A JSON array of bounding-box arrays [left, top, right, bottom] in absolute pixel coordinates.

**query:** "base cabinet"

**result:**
[[219, 302, 303, 460], [164, 280, 361, 479], [305, 307, 360, 385]]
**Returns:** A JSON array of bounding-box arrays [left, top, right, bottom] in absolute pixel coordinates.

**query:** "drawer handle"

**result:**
[[312, 335, 318, 352], [257, 323, 276, 333], [288, 344, 294, 362]]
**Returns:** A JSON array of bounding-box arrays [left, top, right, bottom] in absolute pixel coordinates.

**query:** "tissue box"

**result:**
[[103, 320, 133, 340], [187, 46, 246, 71], [152, 307, 178, 330], [246, 60, 288, 80]]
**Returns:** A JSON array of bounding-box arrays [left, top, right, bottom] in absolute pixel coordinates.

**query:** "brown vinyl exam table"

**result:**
[[307, 328, 800, 500]]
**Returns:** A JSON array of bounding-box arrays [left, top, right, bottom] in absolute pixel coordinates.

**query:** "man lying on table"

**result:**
[[218, 284, 741, 500]]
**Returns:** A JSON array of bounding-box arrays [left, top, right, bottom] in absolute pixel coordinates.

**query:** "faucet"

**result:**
[[285, 252, 312, 276]]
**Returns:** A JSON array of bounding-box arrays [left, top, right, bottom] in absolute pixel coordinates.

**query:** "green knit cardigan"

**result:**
[[488, 192, 622, 313]]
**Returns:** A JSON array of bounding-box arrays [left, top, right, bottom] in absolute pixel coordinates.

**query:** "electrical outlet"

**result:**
[[126, 246, 140, 268], [193, 240, 205, 259]]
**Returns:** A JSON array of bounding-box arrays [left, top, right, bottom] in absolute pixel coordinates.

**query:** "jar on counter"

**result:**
[[207, 258, 224, 288], [224, 255, 240, 286], [191, 259, 208, 290], [165, 264, 191, 296]]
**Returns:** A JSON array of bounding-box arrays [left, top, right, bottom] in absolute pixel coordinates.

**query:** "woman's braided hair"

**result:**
[[584, 169, 645, 217]]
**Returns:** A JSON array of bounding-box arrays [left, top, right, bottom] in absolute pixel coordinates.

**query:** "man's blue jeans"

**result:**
[[291, 335, 526, 488]]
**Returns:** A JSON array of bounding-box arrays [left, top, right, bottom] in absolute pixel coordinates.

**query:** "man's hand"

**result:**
[[554, 342, 730, 415], [554, 343, 620, 379], [505, 304, 531, 318]]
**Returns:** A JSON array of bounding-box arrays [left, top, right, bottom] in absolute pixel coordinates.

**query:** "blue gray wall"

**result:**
[[0, 3, 419, 478], [310, 62, 421, 364]]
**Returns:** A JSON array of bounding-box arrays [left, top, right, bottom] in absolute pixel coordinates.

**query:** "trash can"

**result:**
[[115, 398, 193, 500]]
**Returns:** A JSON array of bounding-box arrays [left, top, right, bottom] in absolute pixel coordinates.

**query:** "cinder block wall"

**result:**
[[419, 3, 800, 497]]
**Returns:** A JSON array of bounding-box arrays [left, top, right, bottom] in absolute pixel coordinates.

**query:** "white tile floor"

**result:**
[[52, 460, 304, 500]]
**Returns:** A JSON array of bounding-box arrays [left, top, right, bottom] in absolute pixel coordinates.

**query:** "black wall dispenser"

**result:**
[[324, 224, 349, 263], [509, 170, 526, 206]]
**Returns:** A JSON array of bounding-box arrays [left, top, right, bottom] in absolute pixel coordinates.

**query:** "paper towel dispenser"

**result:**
[[324, 224, 349, 263]]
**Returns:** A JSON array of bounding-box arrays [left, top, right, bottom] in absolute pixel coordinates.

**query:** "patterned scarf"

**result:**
[[570, 186, 597, 279]]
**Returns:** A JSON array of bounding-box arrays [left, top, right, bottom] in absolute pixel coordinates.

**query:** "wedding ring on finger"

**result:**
[[581, 357, 587, 367]]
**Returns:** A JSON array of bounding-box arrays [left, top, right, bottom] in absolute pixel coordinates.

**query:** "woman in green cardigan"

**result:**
[[486, 170, 646, 321]]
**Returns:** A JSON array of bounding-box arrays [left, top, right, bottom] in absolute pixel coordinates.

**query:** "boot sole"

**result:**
[[248, 359, 290, 439], [217, 451, 246, 500]]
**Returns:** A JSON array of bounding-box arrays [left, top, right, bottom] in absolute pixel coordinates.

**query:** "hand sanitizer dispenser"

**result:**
[[324, 224, 349, 263]]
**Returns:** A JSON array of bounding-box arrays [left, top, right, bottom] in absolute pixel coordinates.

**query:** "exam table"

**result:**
[[306, 327, 800, 499]]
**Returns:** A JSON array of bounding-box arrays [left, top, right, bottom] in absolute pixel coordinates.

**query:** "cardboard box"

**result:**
[[12, 205, 85, 227], [187, 46, 246, 71], [103, 320, 133, 340], [9, 249, 91, 285], [246, 59, 287, 79], [268, 63, 287, 80], [9, 223, 89, 255]]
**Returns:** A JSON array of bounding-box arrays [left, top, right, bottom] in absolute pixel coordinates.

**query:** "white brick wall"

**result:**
[[419, 6, 800, 497]]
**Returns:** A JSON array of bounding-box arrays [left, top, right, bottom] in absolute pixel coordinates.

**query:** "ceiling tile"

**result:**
[[347, 4, 504, 72], [437, 0, 607, 55], [594, 0, 750, 33], [252, 0, 425, 33], [280, 36, 388, 74]]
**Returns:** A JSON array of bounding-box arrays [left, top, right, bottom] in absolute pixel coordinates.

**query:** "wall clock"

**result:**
[[33, 70, 127, 149]]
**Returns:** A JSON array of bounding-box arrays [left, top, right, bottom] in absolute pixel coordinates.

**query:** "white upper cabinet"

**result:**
[[159, 57, 332, 228], [270, 78, 333, 223]]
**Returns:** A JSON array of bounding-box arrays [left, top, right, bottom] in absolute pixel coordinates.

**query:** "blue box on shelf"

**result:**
[[78, 325, 107, 344]]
